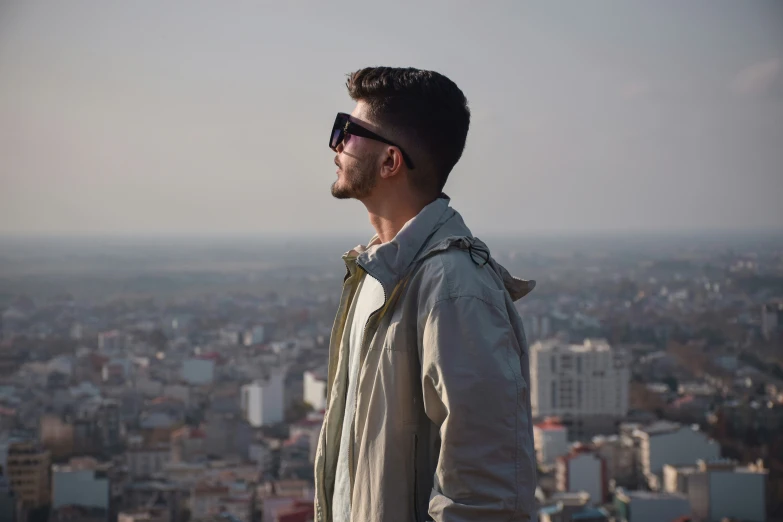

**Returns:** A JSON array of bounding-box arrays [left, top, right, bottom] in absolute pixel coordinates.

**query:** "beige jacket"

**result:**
[[314, 196, 536, 522]]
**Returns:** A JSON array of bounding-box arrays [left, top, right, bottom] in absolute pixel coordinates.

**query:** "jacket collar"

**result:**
[[345, 194, 453, 295], [344, 193, 536, 301]]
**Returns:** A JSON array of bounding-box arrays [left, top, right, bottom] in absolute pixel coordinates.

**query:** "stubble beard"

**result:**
[[331, 155, 377, 200]]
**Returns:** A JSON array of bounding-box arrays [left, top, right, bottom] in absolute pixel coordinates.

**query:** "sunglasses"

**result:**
[[329, 112, 415, 169]]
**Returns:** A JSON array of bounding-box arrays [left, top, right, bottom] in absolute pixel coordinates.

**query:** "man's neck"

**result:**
[[365, 195, 435, 244]]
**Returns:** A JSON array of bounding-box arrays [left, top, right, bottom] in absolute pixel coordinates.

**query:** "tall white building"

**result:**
[[303, 368, 327, 412], [241, 373, 284, 427], [531, 339, 629, 438]]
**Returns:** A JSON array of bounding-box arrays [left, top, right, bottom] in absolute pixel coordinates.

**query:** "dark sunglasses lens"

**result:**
[[330, 127, 343, 150], [330, 114, 348, 149]]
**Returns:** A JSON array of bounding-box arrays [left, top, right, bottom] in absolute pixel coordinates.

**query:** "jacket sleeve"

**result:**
[[420, 295, 536, 522]]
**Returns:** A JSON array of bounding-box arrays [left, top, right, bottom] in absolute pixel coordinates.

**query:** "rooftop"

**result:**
[[558, 445, 600, 463], [572, 508, 609, 520], [535, 418, 566, 431], [616, 488, 687, 501], [533, 338, 613, 353], [638, 420, 682, 436]]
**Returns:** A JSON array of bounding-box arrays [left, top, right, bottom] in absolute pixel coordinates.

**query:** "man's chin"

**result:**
[[330, 182, 353, 200]]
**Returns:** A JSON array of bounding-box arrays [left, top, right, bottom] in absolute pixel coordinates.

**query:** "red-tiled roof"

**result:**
[[277, 504, 314, 522], [535, 418, 565, 431]]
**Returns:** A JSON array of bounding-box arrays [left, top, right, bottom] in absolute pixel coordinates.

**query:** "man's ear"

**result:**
[[379, 146, 404, 179]]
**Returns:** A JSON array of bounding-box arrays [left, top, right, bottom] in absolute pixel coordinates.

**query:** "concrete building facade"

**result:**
[[6, 441, 50, 513], [534, 418, 569, 465], [242, 373, 284, 427], [52, 460, 110, 512], [303, 368, 327, 412], [531, 338, 629, 440], [634, 421, 720, 482], [556, 448, 607, 506], [664, 459, 767, 522], [613, 489, 690, 522]]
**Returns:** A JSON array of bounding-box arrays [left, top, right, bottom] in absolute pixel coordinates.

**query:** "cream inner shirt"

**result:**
[[331, 272, 385, 522]]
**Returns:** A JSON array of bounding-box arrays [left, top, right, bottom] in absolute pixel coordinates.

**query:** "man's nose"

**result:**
[[336, 140, 345, 153]]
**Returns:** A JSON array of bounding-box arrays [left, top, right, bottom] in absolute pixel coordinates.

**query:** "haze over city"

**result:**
[[1, 3, 783, 522], [1, 0, 782, 237]]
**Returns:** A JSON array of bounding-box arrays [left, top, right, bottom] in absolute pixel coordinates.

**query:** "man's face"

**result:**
[[331, 102, 382, 200]]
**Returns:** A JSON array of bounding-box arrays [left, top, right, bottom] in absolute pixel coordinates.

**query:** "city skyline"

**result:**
[[1, 1, 782, 237]]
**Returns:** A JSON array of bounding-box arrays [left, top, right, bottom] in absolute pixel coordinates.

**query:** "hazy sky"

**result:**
[[1, 1, 781, 237]]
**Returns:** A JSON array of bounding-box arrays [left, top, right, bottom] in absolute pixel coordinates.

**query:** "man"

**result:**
[[314, 67, 536, 522]]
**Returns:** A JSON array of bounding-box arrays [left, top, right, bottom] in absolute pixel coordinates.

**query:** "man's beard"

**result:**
[[331, 155, 377, 200]]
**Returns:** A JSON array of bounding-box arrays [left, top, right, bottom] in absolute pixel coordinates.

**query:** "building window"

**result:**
[[576, 357, 582, 374], [551, 356, 556, 373], [551, 380, 557, 409]]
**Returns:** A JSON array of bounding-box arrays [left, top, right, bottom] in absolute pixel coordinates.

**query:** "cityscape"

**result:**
[[0, 232, 781, 521], [2, 2, 782, 522]]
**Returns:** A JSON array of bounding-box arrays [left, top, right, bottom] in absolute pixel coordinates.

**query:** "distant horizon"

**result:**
[[2, 227, 782, 243]]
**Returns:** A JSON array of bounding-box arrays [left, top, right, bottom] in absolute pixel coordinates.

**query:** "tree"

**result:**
[[285, 399, 313, 423]]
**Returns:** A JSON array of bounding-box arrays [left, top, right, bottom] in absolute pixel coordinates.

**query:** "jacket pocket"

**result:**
[[412, 433, 421, 522]]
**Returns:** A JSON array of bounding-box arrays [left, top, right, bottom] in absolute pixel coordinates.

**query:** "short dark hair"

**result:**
[[346, 67, 470, 195]]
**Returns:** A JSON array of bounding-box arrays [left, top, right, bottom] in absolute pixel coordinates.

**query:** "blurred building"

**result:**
[[592, 434, 638, 489], [243, 325, 266, 346], [303, 368, 327, 412], [0, 465, 18, 522], [203, 412, 253, 459], [540, 504, 609, 522], [289, 412, 324, 465], [531, 338, 629, 440], [170, 426, 206, 463], [761, 301, 783, 341], [162, 384, 191, 407], [40, 413, 76, 459], [52, 457, 111, 520], [538, 492, 591, 522], [98, 330, 127, 354], [6, 441, 50, 513], [123, 481, 186, 522], [534, 418, 569, 466], [127, 442, 171, 479], [118, 508, 171, 522], [613, 489, 690, 522], [241, 373, 284, 427], [102, 358, 132, 385], [181, 358, 215, 386], [556, 446, 607, 506], [663, 459, 767, 522], [190, 480, 255, 522], [43, 398, 123, 458], [633, 421, 720, 487], [50, 505, 108, 522]]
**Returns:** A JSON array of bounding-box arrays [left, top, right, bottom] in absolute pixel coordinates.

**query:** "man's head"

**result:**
[[330, 67, 470, 202]]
